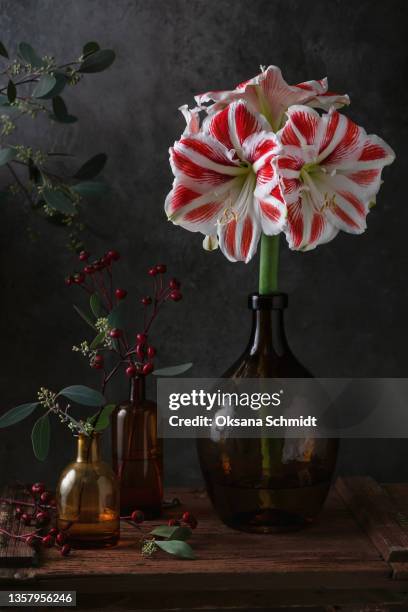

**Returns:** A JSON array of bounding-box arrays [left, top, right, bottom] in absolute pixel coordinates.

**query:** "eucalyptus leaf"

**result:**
[[90, 293, 103, 318], [0, 402, 39, 428], [73, 304, 96, 329], [90, 331, 106, 350], [153, 363, 193, 377], [150, 525, 192, 541], [33, 74, 56, 98], [51, 96, 77, 123], [93, 404, 115, 432], [0, 94, 9, 105], [58, 385, 105, 407], [0, 41, 8, 58], [108, 300, 126, 329], [7, 80, 16, 103], [0, 147, 16, 166], [83, 41, 100, 57], [43, 188, 76, 215], [72, 181, 109, 197], [155, 540, 195, 560], [31, 414, 50, 461], [38, 73, 66, 99], [18, 42, 43, 68], [78, 49, 115, 73], [74, 153, 107, 180]]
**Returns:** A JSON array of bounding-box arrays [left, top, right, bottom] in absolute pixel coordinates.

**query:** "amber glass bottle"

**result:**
[[197, 293, 338, 533], [56, 433, 120, 548], [111, 376, 163, 517]]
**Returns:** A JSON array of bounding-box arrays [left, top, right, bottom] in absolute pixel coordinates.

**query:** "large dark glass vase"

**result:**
[[197, 292, 338, 533], [111, 377, 163, 518]]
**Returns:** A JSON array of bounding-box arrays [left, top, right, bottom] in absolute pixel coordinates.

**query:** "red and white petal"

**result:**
[[281, 105, 321, 148], [317, 110, 365, 169], [217, 210, 261, 263], [165, 179, 234, 235], [241, 130, 280, 174], [204, 101, 268, 157], [315, 173, 369, 234], [284, 197, 339, 251], [178, 105, 201, 134], [295, 76, 350, 110], [254, 183, 287, 236]]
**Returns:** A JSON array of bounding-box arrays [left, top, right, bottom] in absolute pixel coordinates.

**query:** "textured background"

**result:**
[[0, 0, 406, 488]]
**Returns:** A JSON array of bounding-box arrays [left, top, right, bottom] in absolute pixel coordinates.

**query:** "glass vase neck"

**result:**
[[129, 376, 146, 405], [248, 292, 289, 356], [76, 433, 101, 463]]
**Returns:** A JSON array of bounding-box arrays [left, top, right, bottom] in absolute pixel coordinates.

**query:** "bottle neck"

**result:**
[[76, 434, 101, 463], [249, 308, 288, 356], [129, 376, 146, 406]]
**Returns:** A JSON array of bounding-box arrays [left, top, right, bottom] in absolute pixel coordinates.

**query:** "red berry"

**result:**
[[131, 510, 144, 524], [15, 507, 22, 519], [100, 256, 110, 268], [40, 491, 52, 504], [142, 362, 154, 375], [26, 535, 36, 547], [169, 289, 182, 301], [135, 343, 144, 360], [36, 511, 49, 525], [109, 328, 122, 338], [136, 333, 147, 344], [74, 272, 85, 284], [169, 278, 180, 290], [92, 355, 104, 369], [21, 513, 31, 526], [65, 276, 74, 286], [79, 250, 90, 261], [60, 544, 71, 557], [48, 527, 58, 537], [182, 511, 198, 528], [147, 346, 156, 358], [42, 535, 53, 548], [141, 296, 152, 306], [107, 250, 120, 262], [115, 288, 127, 300], [32, 482, 45, 495], [125, 365, 137, 378], [148, 267, 158, 276], [168, 519, 180, 527], [84, 265, 95, 275], [182, 511, 191, 523], [56, 533, 66, 546], [156, 264, 167, 274]]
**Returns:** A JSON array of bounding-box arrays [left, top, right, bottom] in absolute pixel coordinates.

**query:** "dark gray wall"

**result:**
[[0, 0, 406, 488]]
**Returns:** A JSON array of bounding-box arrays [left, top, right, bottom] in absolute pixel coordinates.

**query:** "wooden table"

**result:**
[[1, 478, 408, 611]]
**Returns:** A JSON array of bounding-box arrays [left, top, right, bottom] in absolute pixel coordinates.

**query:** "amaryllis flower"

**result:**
[[165, 101, 286, 262], [276, 105, 395, 251], [195, 65, 349, 132]]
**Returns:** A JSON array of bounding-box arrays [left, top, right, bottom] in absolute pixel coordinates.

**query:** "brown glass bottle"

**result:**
[[197, 293, 338, 533], [111, 376, 163, 518], [56, 433, 120, 548]]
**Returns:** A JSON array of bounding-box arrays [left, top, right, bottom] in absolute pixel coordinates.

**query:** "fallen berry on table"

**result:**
[[42, 535, 53, 548], [60, 544, 71, 556], [131, 510, 144, 524]]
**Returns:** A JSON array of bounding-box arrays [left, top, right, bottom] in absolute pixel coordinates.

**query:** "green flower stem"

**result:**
[[258, 233, 280, 479], [259, 234, 280, 294]]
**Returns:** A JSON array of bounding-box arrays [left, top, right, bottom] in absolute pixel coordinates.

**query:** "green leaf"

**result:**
[[107, 300, 126, 329], [32, 74, 56, 98], [90, 293, 103, 318], [73, 304, 96, 329], [7, 80, 16, 103], [153, 363, 193, 377], [0, 147, 16, 166], [18, 42, 43, 68], [0, 402, 39, 428], [43, 188, 76, 215], [83, 41, 100, 57], [40, 72, 66, 99], [58, 385, 105, 407], [0, 41, 9, 58], [78, 49, 115, 73], [155, 540, 195, 559], [0, 94, 9, 105], [51, 96, 77, 123], [74, 153, 107, 180], [93, 404, 115, 432], [90, 331, 105, 349], [72, 181, 109, 197], [31, 414, 50, 461], [150, 525, 192, 541]]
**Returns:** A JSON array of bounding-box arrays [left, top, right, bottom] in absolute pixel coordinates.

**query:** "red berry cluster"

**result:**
[[67, 251, 183, 384], [3, 483, 71, 557], [168, 510, 198, 529]]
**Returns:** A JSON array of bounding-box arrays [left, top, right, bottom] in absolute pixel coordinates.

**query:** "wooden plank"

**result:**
[[0, 485, 38, 567], [336, 477, 408, 563]]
